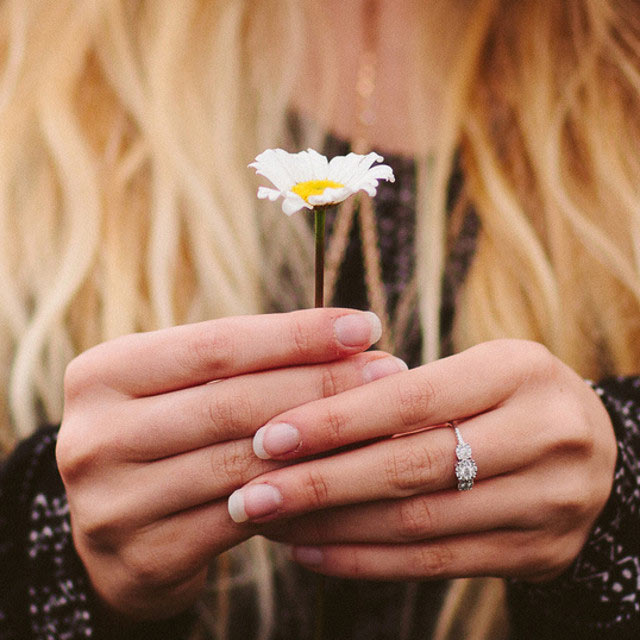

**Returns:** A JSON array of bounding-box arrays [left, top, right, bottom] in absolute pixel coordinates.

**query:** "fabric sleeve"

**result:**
[[0, 426, 195, 640], [506, 376, 640, 640]]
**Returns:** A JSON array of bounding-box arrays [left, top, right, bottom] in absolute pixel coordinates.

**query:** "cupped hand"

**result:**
[[228, 339, 617, 583], [56, 308, 406, 619]]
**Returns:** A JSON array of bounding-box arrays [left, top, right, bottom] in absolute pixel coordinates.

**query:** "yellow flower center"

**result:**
[[291, 179, 344, 203]]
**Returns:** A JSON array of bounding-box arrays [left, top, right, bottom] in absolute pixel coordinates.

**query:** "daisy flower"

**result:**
[[249, 148, 395, 215]]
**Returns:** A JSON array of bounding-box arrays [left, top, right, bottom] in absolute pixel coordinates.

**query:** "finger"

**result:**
[[111, 499, 259, 599], [81, 498, 256, 620], [116, 352, 407, 460], [71, 308, 382, 396], [111, 439, 280, 523], [72, 442, 271, 543], [251, 340, 534, 460], [287, 529, 551, 581], [227, 410, 523, 523], [263, 474, 538, 546], [148, 500, 259, 565]]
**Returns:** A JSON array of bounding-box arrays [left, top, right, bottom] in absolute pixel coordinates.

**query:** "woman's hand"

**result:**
[[228, 339, 617, 583], [56, 308, 405, 619]]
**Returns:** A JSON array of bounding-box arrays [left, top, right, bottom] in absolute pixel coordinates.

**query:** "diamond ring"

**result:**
[[452, 425, 477, 491]]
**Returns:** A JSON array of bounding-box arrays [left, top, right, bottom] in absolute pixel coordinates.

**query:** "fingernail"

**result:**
[[291, 546, 324, 566], [362, 356, 408, 383], [227, 484, 283, 523], [334, 312, 382, 347], [253, 423, 300, 459]]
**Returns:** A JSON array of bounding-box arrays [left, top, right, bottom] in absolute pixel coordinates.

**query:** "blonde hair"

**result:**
[[0, 0, 318, 447], [1, 0, 639, 638], [452, 0, 640, 380]]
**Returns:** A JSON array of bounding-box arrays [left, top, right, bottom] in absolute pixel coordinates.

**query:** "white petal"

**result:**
[[249, 148, 297, 191], [288, 148, 329, 183], [329, 152, 384, 186], [256, 186, 284, 201], [347, 174, 393, 199], [305, 148, 330, 179], [345, 153, 387, 187], [327, 153, 361, 184], [325, 155, 351, 183], [282, 193, 312, 216], [359, 182, 378, 197], [366, 164, 395, 182], [308, 186, 353, 206], [355, 152, 385, 174], [274, 148, 305, 180], [290, 151, 313, 184]]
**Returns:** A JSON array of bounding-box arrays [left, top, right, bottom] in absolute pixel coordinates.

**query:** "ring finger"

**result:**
[[227, 408, 528, 523]]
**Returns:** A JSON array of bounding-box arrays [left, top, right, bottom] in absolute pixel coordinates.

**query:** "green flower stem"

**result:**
[[314, 207, 325, 308], [313, 206, 326, 640]]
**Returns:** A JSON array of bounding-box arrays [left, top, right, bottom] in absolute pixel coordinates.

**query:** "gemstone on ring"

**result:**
[[455, 458, 477, 491], [452, 426, 477, 491], [455, 442, 472, 461]]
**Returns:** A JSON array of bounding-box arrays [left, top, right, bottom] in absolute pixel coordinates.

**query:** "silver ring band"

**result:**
[[452, 425, 477, 491]]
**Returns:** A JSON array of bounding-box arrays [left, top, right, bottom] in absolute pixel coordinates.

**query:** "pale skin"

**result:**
[[56, 0, 619, 622], [236, 338, 616, 583], [57, 309, 617, 619], [57, 309, 400, 618]]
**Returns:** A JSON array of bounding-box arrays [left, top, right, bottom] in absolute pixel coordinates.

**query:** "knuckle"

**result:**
[[524, 534, 578, 578], [62, 358, 84, 401], [538, 470, 593, 529], [503, 531, 544, 577], [536, 545, 566, 576], [63, 352, 99, 403], [384, 442, 445, 494], [214, 440, 255, 487], [394, 377, 436, 429], [566, 397, 594, 449], [300, 468, 330, 508], [179, 325, 235, 378], [396, 496, 435, 541], [122, 545, 177, 590], [481, 339, 559, 391], [56, 423, 101, 484], [558, 404, 591, 451], [538, 394, 593, 459], [413, 543, 452, 577], [205, 389, 254, 434], [75, 500, 124, 549], [55, 424, 77, 480], [289, 316, 313, 358], [516, 340, 559, 383], [64, 336, 141, 399], [319, 365, 341, 399], [321, 407, 348, 445], [552, 534, 584, 573], [555, 480, 592, 522]]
